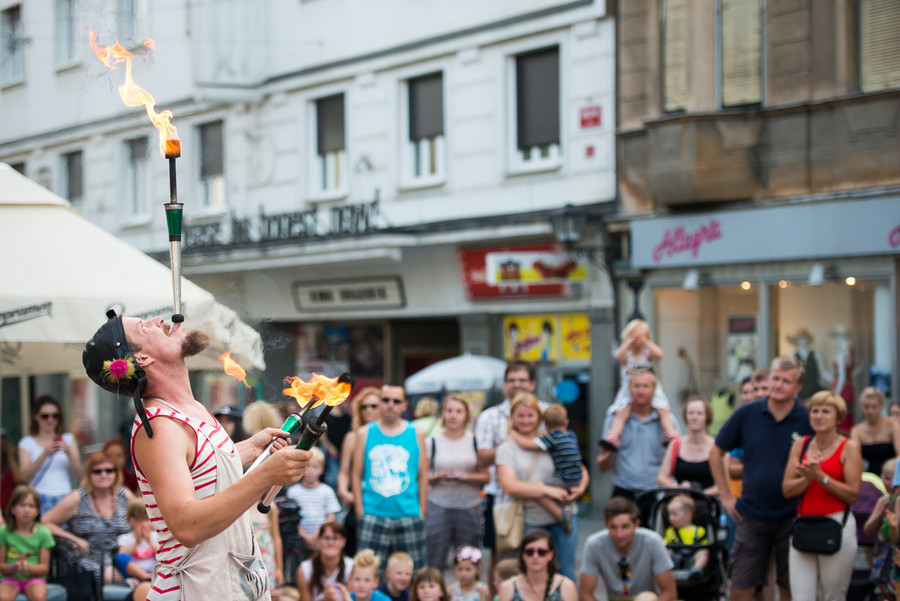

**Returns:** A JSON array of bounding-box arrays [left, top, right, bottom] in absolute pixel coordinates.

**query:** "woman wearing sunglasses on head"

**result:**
[[497, 530, 576, 601], [44, 451, 136, 587], [17, 395, 83, 512]]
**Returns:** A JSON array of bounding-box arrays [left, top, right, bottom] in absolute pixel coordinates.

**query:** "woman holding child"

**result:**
[[782, 390, 862, 601], [497, 530, 577, 601], [43, 451, 135, 587], [425, 395, 489, 570], [496, 393, 588, 581], [657, 396, 717, 494]]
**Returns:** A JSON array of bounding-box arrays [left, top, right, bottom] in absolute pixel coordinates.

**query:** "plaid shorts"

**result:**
[[357, 513, 427, 573]]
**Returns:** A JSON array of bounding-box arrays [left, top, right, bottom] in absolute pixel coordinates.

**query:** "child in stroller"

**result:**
[[662, 494, 708, 581], [639, 489, 728, 601]]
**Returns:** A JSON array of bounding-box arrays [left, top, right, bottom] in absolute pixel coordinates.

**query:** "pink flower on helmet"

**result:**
[[108, 359, 130, 379]]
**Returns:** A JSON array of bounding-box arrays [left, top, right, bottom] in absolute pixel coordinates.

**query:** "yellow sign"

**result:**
[[504, 315, 558, 362], [503, 313, 591, 362], [561, 314, 591, 361]]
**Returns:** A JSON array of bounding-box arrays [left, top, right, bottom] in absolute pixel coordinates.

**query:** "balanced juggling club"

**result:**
[[164, 139, 184, 325], [257, 373, 355, 513]]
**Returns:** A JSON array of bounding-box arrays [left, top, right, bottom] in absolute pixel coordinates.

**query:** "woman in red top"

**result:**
[[782, 390, 862, 601]]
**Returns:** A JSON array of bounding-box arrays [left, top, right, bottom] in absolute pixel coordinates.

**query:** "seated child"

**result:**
[[376, 552, 412, 601], [451, 547, 490, 601], [603, 319, 677, 449], [662, 494, 708, 580], [512, 404, 583, 534], [336, 549, 391, 601], [491, 559, 519, 601], [0, 485, 54, 601], [116, 498, 159, 588], [410, 567, 448, 601], [864, 458, 897, 599], [286, 446, 341, 552], [273, 584, 302, 601]]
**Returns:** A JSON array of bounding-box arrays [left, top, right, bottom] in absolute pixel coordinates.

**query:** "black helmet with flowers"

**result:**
[[83, 309, 154, 437]]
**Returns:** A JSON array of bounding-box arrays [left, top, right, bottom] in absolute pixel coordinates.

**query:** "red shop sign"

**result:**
[[457, 243, 571, 300]]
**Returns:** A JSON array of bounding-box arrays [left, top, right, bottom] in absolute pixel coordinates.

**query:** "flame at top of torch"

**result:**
[[283, 373, 353, 411], [89, 31, 180, 158], [219, 352, 250, 388]]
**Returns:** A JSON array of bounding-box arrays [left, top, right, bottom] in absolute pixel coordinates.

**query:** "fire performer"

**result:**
[[83, 312, 311, 601]]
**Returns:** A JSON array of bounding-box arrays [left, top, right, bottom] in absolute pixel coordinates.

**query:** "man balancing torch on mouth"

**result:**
[[83, 310, 311, 601]]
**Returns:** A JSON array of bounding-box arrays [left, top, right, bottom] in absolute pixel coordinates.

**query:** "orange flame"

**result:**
[[89, 31, 180, 157], [283, 373, 352, 411], [219, 352, 250, 388]]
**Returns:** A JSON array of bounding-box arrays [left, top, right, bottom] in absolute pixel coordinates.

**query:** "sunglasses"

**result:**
[[91, 468, 116, 475], [361, 404, 379, 410], [39, 413, 60, 420], [381, 397, 405, 405], [523, 547, 551, 557]]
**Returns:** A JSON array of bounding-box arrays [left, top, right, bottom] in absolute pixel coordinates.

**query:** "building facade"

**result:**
[[612, 0, 900, 427], [0, 0, 618, 481]]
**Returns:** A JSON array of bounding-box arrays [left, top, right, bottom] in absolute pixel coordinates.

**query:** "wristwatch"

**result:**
[[822, 476, 830, 486]]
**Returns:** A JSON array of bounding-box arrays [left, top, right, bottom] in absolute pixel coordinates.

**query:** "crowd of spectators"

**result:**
[[5, 337, 900, 601]]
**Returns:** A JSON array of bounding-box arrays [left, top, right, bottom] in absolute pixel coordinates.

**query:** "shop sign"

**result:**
[[485, 251, 587, 285], [503, 313, 591, 362], [631, 196, 900, 268], [458, 244, 571, 300], [293, 277, 405, 311]]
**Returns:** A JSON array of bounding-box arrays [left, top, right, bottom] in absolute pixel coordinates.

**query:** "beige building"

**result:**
[[606, 0, 900, 425]]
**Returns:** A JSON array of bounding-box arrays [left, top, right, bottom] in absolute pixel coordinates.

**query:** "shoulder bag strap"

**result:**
[[30, 450, 54, 488], [526, 451, 540, 483]]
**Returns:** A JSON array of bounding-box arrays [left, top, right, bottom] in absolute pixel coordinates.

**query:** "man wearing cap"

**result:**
[[83, 312, 310, 600]]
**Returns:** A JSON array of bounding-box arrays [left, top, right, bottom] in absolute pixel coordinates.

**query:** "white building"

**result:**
[[0, 0, 619, 480]]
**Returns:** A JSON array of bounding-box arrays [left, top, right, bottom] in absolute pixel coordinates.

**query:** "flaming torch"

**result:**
[[89, 32, 185, 324], [257, 372, 354, 513]]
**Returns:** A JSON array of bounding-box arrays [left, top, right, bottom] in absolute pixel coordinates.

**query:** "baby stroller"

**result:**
[[637, 488, 730, 601]]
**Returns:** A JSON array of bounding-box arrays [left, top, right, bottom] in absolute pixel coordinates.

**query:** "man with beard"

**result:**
[[83, 311, 311, 601]]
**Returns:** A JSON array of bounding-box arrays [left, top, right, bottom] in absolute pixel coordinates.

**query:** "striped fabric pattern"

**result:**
[[131, 404, 235, 600]]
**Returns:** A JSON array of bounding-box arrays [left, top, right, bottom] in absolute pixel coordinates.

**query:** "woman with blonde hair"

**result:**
[[43, 451, 135, 586], [425, 394, 489, 569], [496, 393, 588, 580], [850, 387, 900, 475], [783, 390, 863, 600], [336, 386, 381, 555]]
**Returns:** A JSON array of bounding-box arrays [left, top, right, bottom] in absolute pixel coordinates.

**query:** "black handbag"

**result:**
[[790, 436, 849, 556], [790, 510, 848, 555]]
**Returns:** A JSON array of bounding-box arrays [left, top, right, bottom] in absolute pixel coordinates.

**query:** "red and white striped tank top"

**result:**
[[131, 400, 236, 600]]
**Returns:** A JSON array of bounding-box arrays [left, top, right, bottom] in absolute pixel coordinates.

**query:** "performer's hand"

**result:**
[[264, 447, 312, 486], [248, 427, 290, 455]]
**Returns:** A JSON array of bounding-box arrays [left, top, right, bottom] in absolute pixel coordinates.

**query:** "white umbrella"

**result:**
[[405, 353, 508, 394], [0, 164, 265, 427]]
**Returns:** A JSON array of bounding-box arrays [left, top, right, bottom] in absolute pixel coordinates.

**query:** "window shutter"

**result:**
[[860, 0, 900, 92], [516, 47, 560, 150], [721, 0, 761, 107], [409, 72, 444, 140], [317, 94, 345, 155], [664, 0, 688, 112], [200, 121, 224, 177]]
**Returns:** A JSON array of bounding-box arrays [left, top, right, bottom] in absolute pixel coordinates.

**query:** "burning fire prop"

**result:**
[[255, 372, 354, 512], [89, 32, 185, 324]]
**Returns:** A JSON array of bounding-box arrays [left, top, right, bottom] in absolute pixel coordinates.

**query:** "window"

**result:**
[[62, 150, 83, 205], [719, 0, 762, 107], [514, 46, 561, 168], [10, 162, 24, 175], [315, 94, 346, 195], [117, 0, 145, 46], [55, 0, 76, 66], [859, 0, 900, 92], [125, 137, 150, 219], [405, 72, 445, 183], [663, 0, 688, 112], [1, 5, 24, 85], [199, 121, 225, 210]]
